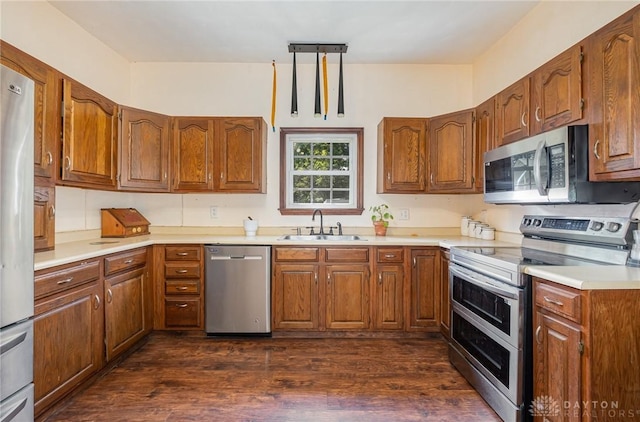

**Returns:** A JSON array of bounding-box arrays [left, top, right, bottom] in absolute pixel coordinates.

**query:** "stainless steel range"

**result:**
[[448, 215, 636, 422]]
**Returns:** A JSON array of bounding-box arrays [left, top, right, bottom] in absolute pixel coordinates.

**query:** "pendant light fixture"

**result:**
[[314, 51, 321, 118], [287, 43, 348, 118], [291, 52, 298, 117], [337, 52, 345, 118]]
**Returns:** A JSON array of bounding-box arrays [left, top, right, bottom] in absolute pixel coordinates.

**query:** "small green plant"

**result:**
[[369, 204, 394, 227]]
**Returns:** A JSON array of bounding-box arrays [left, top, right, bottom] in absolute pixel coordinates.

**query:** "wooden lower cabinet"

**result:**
[[34, 260, 104, 417], [272, 263, 320, 330], [373, 247, 404, 330], [533, 277, 640, 420], [154, 245, 204, 330], [407, 248, 439, 331], [325, 264, 371, 330]]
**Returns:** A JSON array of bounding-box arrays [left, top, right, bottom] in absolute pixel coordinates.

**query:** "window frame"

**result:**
[[279, 127, 364, 216]]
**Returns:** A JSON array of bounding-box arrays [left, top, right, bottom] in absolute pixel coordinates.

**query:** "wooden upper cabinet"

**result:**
[[377, 117, 428, 193], [474, 96, 495, 191], [0, 41, 59, 181], [428, 109, 475, 193], [216, 117, 267, 192], [531, 44, 584, 135], [588, 7, 640, 180], [172, 118, 215, 192], [495, 77, 530, 146], [61, 78, 117, 189], [118, 106, 171, 192]]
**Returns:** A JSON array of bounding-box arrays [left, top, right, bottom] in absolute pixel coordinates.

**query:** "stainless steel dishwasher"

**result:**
[[205, 245, 271, 335]]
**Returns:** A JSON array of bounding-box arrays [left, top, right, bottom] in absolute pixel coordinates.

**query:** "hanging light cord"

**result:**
[[322, 53, 328, 120]]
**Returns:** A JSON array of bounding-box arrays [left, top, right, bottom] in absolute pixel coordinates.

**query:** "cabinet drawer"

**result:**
[[274, 247, 319, 262], [165, 280, 200, 295], [104, 248, 147, 276], [35, 259, 100, 299], [325, 247, 369, 262], [164, 298, 201, 327], [376, 247, 404, 263], [535, 280, 581, 323], [164, 262, 201, 279], [165, 246, 201, 261]]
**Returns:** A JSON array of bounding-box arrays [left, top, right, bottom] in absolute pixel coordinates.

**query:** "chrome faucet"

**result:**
[[312, 209, 324, 235]]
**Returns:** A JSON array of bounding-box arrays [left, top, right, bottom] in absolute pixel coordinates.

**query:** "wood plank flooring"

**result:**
[[45, 332, 500, 421]]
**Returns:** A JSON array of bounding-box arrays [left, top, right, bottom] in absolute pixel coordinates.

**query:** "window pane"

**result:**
[[313, 143, 330, 156], [311, 190, 329, 203], [332, 175, 350, 189], [313, 158, 330, 170], [332, 158, 349, 170], [332, 191, 350, 202], [313, 175, 330, 188], [294, 175, 310, 188], [294, 142, 311, 156], [294, 190, 311, 203], [294, 157, 311, 170], [333, 143, 349, 156]]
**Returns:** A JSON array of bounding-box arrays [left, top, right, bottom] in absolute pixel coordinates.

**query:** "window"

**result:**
[[279, 128, 364, 215]]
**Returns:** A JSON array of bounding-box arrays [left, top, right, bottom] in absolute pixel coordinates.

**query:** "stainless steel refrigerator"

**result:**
[[0, 64, 35, 421]]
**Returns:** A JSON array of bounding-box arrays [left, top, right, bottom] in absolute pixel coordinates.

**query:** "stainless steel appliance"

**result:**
[[205, 245, 271, 335], [484, 125, 640, 204], [449, 215, 635, 422], [0, 65, 35, 421]]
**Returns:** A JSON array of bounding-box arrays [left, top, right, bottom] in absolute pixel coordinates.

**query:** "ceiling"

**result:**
[[49, 0, 540, 64]]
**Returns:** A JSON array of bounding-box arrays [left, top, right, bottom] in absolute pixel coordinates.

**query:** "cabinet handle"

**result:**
[[327, 273, 331, 284], [413, 257, 416, 268], [175, 269, 189, 274], [534, 106, 541, 122], [57, 277, 73, 285], [176, 303, 188, 308], [387, 172, 391, 181], [208, 173, 212, 181], [593, 139, 601, 160], [64, 156, 71, 170], [46, 151, 53, 166], [94, 294, 101, 310], [49, 205, 55, 219], [314, 273, 318, 284], [220, 172, 224, 180], [535, 325, 542, 345], [378, 273, 382, 285], [384, 254, 395, 259], [521, 112, 528, 128], [124, 259, 133, 264], [176, 286, 188, 291], [176, 252, 189, 256], [107, 288, 113, 303], [543, 296, 564, 307], [164, 171, 167, 181], [430, 173, 434, 185]]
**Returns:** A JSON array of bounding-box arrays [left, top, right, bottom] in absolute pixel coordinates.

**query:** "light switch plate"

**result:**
[[210, 206, 219, 219]]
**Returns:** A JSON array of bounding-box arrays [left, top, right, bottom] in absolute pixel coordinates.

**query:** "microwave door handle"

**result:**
[[533, 139, 549, 196], [450, 265, 519, 300]]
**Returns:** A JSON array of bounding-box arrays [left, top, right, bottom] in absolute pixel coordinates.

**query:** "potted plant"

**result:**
[[369, 204, 394, 236]]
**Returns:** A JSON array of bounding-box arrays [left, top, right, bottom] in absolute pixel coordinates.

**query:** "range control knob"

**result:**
[[522, 218, 532, 226], [590, 221, 604, 231], [606, 222, 622, 232], [533, 219, 542, 227]]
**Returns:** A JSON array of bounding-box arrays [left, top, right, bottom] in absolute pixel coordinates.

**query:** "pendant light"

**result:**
[[337, 52, 345, 118], [314, 51, 321, 118], [290, 52, 298, 117]]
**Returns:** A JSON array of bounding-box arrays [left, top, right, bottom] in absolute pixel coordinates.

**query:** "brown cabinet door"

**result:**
[[34, 184, 55, 252], [272, 263, 320, 330], [588, 9, 640, 180], [0, 42, 59, 181], [495, 77, 530, 146], [534, 310, 582, 420], [34, 280, 104, 417], [216, 117, 266, 192], [407, 249, 439, 331], [439, 250, 450, 338], [172, 118, 215, 191], [531, 44, 584, 134], [475, 96, 495, 191], [428, 109, 475, 192], [61, 78, 117, 189], [373, 264, 404, 330], [118, 106, 171, 192], [104, 268, 146, 361], [377, 118, 427, 193], [325, 264, 370, 330]]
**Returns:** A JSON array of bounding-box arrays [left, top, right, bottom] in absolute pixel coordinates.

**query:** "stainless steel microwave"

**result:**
[[484, 125, 640, 204]]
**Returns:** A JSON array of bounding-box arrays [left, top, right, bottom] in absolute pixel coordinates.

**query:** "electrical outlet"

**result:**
[[398, 208, 410, 220], [209, 206, 219, 219]]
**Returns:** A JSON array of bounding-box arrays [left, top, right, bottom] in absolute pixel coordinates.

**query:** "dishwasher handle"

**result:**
[[209, 255, 264, 260]]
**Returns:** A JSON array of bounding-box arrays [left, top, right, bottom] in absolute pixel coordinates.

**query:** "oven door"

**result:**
[[449, 263, 525, 405]]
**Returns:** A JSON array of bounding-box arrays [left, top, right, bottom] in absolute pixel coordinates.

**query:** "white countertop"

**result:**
[[35, 234, 640, 290]]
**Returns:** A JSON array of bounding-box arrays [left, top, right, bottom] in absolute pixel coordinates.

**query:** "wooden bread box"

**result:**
[[101, 208, 150, 238]]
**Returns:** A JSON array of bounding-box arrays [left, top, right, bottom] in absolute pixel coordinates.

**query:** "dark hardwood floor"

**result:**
[[45, 332, 500, 421]]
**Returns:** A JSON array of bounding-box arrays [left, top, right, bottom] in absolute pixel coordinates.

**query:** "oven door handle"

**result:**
[[450, 264, 520, 300]]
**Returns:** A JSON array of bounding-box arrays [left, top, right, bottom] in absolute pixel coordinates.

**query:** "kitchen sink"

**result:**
[[279, 234, 366, 241]]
